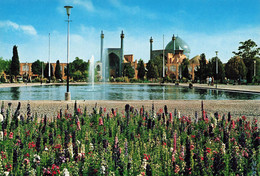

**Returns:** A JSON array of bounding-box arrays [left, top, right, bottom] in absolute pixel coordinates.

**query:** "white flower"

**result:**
[[0, 131, 3, 141], [89, 143, 94, 151], [63, 168, 70, 176], [170, 147, 174, 153], [100, 165, 106, 174], [0, 114, 3, 122], [4, 171, 9, 176]]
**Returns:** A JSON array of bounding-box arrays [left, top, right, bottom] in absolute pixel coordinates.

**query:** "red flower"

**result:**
[[201, 157, 204, 161], [206, 147, 211, 153], [242, 116, 246, 121], [190, 144, 194, 150], [28, 142, 36, 148], [169, 113, 173, 122], [179, 156, 184, 161], [54, 144, 61, 149], [163, 142, 167, 146], [191, 135, 195, 138], [24, 153, 30, 157], [99, 118, 103, 126], [9, 132, 13, 139], [144, 154, 150, 161]]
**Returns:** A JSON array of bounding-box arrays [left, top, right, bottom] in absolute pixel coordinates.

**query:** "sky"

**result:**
[[0, 0, 260, 64]]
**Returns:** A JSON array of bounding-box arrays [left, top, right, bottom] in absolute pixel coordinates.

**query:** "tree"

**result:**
[[153, 55, 163, 78], [32, 60, 44, 75], [207, 57, 225, 83], [233, 39, 260, 83], [44, 63, 54, 78], [0, 57, 11, 75], [146, 60, 157, 80], [137, 59, 145, 80], [123, 64, 135, 78], [55, 60, 62, 79], [181, 58, 190, 79], [10, 45, 20, 80], [195, 53, 207, 83], [225, 56, 247, 81], [65, 57, 89, 80]]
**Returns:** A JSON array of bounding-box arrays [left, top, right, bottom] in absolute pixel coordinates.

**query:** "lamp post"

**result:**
[[254, 60, 256, 77], [215, 51, 218, 89], [64, 5, 73, 101]]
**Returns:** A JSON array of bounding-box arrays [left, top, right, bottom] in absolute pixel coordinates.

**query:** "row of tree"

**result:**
[[0, 45, 90, 82], [196, 39, 260, 83]]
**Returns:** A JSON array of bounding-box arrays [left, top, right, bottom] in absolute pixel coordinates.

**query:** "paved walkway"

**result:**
[[178, 83, 260, 93]]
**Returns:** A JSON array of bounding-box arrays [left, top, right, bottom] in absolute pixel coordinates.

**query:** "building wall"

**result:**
[[19, 63, 67, 80]]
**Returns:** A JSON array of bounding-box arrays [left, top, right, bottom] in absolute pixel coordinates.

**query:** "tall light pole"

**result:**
[[254, 60, 256, 77], [64, 5, 73, 101], [163, 35, 165, 79], [215, 51, 218, 89], [48, 33, 51, 83]]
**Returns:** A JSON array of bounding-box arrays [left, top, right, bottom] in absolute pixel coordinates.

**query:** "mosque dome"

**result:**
[[165, 36, 191, 57]]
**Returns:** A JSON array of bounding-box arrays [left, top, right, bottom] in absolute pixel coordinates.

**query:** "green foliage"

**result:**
[[207, 57, 225, 83], [0, 57, 11, 75], [0, 103, 258, 175], [55, 60, 62, 79], [195, 53, 207, 83], [32, 60, 44, 75], [233, 39, 260, 83], [225, 56, 247, 80], [44, 63, 54, 78], [146, 60, 157, 80], [72, 70, 83, 81], [65, 57, 89, 81], [181, 58, 190, 80], [137, 59, 145, 80], [10, 45, 20, 78], [153, 55, 164, 78], [123, 64, 135, 79]]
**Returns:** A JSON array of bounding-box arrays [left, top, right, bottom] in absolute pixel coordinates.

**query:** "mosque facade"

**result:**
[[99, 31, 200, 80]]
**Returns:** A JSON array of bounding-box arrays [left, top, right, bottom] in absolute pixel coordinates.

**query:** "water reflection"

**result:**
[[10, 87, 20, 100], [0, 84, 259, 100]]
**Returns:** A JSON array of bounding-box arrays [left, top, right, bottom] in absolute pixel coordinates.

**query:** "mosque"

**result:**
[[98, 31, 200, 80]]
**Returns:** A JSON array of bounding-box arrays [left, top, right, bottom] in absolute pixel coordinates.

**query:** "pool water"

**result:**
[[0, 84, 259, 100]]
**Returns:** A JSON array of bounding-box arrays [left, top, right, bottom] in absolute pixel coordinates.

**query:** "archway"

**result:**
[[109, 53, 120, 78]]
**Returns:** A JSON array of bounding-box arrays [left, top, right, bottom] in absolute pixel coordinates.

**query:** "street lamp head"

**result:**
[[215, 51, 218, 56], [64, 6, 73, 16]]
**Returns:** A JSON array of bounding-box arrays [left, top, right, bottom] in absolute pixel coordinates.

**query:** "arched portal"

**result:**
[[109, 53, 120, 78]]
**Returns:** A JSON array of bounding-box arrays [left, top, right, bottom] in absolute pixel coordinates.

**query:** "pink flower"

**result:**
[[169, 113, 173, 122], [99, 118, 103, 126], [77, 121, 81, 130], [9, 132, 13, 139]]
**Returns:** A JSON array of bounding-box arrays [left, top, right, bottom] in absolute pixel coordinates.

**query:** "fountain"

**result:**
[[89, 55, 95, 90], [102, 49, 109, 82]]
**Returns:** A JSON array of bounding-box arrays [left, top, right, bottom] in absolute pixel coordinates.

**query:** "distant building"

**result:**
[[19, 62, 68, 80], [150, 35, 199, 80], [99, 31, 141, 79]]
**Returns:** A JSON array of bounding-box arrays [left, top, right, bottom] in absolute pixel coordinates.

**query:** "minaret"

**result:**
[[172, 34, 176, 55], [100, 31, 104, 62], [150, 37, 153, 60], [120, 30, 124, 77]]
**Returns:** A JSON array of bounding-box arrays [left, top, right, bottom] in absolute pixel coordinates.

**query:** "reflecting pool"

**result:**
[[0, 84, 259, 100]]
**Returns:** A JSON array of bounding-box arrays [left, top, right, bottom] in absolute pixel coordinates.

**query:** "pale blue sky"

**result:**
[[0, 0, 260, 63]]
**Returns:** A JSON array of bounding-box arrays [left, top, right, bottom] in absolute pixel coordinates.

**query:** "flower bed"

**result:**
[[0, 101, 259, 175]]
